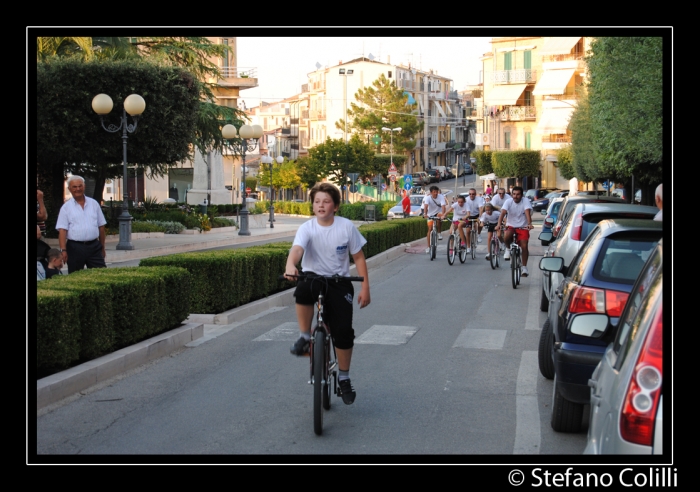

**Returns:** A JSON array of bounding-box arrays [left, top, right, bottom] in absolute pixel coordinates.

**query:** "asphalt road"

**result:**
[[36, 227, 587, 461]]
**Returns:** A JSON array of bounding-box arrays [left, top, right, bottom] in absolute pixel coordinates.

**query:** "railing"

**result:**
[[500, 106, 536, 121], [356, 183, 398, 202], [427, 116, 447, 126], [399, 80, 414, 90], [492, 69, 537, 84], [544, 93, 579, 102], [448, 90, 460, 100], [543, 53, 584, 63], [301, 110, 309, 119], [429, 92, 445, 100], [542, 135, 571, 143], [310, 110, 326, 119], [219, 66, 258, 79]]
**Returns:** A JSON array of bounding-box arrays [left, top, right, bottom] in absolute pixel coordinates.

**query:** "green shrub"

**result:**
[[143, 220, 185, 234], [212, 216, 236, 228], [132, 220, 166, 233], [36, 289, 82, 376]]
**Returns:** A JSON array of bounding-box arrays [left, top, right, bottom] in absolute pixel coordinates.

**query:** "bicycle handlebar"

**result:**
[[279, 273, 365, 282]]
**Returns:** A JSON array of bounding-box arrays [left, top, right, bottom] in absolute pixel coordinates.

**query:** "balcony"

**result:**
[[499, 106, 536, 121], [290, 118, 299, 124], [215, 66, 259, 89], [415, 138, 423, 148], [541, 134, 571, 150], [281, 127, 291, 135], [301, 110, 309, 119], [427, 116, 447, 126], [428, 91, 445, 100], [399, 80, 414, 90], [310, 110, 326, 120], [448, 90, 460, 100], [492, 69, 537, 84]]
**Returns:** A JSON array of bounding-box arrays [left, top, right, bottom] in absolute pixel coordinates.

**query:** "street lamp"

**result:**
[[222, 123, 263, 236], [339, 68, 354, 143], [382, 127, 401, 195], [92, 93, 146, 251], [262, 154, 284, 228]]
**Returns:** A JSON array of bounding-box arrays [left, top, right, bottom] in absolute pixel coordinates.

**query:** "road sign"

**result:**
[[372, 135, 381, 145], [382, 184, 387, 190], [389, 162, 398, 173], [348, 173, 359, 182], [404, 174, 412, 185], [389, 174, 397, 182], [246, 187, 251, 193], [350, 184, 357, 193], [602, 180, 612, 190], [404, 182, 412, 191]]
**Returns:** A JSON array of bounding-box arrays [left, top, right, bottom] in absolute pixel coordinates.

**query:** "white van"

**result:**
[[434, 166, 447, 179]]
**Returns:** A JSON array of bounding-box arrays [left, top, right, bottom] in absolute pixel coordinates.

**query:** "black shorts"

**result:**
[[484, 222, 498, 232], [293, 273, 355, 349]]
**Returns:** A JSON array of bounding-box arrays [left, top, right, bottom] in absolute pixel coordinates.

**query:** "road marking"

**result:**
[[252, 322, 299, 342], [525, 271, 542, 330], [355, 325, 418, 345], [187, 307, 289, 347], [514, 350, 541, 454], [452, 329, 506, 350]]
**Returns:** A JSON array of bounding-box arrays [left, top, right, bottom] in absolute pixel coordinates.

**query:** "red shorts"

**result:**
[[507, 226, 530, 242]]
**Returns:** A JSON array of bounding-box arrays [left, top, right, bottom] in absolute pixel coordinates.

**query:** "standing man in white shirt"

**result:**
[[496, 186, 534, 277], [422, 186, 448, 254], [56, 175, 107, 273]]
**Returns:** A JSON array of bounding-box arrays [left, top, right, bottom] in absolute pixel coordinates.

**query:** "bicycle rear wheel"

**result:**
[[459, 240, 467, 263], [430, 229, 437, 260], [511, 248, 518, 289], [490, 239, 497, 269], [447, 235, 456, 265], [516, 251, 522, 285], [471, 229, 477, 259], [313, 329, 325, 435]]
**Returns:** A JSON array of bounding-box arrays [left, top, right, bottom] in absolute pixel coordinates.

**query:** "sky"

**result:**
[[236, 37, 493, 109]]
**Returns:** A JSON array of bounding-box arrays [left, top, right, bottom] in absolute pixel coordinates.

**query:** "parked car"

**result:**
[[610, 188, 640, 202], [532, 190, 569, 212], [584, 239, 663, 454], [464, 163, 473, 175], [540, 197, 566, 246], [426, 169, 441, 183], [538, 201, 659, 314], [411, 172, 429, 187], [549, 195, 626, 240], [538, 219, 663, 433], [525, 187, 558, 202], [386, 195, 425, 219], [576, 190, 610, 196]]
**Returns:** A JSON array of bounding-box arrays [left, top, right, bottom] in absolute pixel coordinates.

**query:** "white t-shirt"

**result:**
[[293, 216, 367, 277], [422, 194, 447, 217], [55, 196, 107, 241], [501, 197, 533, 228], [654, 209, 662, 221], [464, 196, 484, 217], [449, 201, 469, 221], [480, 210, 501, 224], [491, 193, 507, 209]]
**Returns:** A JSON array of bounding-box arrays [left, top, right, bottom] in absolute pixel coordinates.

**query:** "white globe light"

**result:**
[[92, 93, 113, 115], [124, 94, 146, 115], [222, 124, 238, 139]]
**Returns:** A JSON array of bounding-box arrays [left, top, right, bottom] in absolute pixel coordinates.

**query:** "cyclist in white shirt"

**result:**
[[479, 202, 501, 261], [496, 186, 534, 277], [441, 194, 469, 248], [463, 188, 484, 253], [490, 187, 507, 210], [422, 186, 447, 254]]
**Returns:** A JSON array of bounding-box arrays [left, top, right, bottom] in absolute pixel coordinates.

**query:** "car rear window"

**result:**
[[581, 212, 657, 239], [550, 201, 562, 215], [593, 234, 660, 284]]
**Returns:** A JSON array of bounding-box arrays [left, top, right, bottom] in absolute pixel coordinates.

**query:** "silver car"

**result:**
[[386, 195, 425, 219], [584, 239, 663, 454]]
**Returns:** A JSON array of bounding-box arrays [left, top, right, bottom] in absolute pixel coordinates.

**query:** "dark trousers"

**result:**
[[66, 239, 106, 273]]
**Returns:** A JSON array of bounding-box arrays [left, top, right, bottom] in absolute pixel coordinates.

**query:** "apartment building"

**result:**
[[476, 36, 589, 190]]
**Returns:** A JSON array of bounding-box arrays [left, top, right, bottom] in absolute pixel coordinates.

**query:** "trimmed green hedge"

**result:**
[[36, 266, 191, 377]]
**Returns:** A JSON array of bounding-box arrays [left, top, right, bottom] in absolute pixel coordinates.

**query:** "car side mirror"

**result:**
[[539, 231, 553, 243], [569, 314, 608, 338], [544, 217, 554, 226], [541, 210, 547, 215], [539, 256, 564, 272]]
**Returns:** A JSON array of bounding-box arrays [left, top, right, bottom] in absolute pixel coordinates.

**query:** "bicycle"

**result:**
[[487, 223, 503, 270], [466, 218, 479, 260], [427, 215, 441, 261], [508, 227, 529, 289], [280, 272, 364, 436], [446, 221, 467, 265]]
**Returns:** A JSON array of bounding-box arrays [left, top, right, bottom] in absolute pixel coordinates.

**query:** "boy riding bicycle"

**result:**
[[422, 186, 447, 254], [284, 183, 371, 405], [441, 194, 469, 248], [479, 202, 501, 261], [496, 186, 534, 276]]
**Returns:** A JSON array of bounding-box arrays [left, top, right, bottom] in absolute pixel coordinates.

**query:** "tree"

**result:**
[[492, 150, 541, 180], [556, 147, 576, 181], [36, 59, 202, 215], [585, 37, 663, 185], [342, 74, 423, 155], [471, 150, 493, 176], [307, 136, 375, 201], [295, 156, 326, 191]]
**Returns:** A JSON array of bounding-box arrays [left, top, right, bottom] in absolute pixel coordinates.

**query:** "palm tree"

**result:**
[[37, 37, 93, 61]]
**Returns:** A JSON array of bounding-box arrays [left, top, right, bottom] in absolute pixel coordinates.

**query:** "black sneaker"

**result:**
[[338, 379, 356, 405], [290, 336, 309, 356]]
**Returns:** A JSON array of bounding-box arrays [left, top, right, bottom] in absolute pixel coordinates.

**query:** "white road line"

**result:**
[[513, 350, 541, 454], [355, 325, 418, 345], [187, 307, 289, 347]]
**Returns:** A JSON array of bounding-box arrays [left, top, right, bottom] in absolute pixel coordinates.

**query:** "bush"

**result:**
[[132, 221, 166, 233], [212, 216, 236, 228], [143, 220, 185, 234]]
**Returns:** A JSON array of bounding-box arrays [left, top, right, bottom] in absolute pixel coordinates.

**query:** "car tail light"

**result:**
[[571, 213, 583, 241], [568, 286, 629, 317], [553, 221, 563, 237], [544, 217, 554, 226], [620, 306, 663, 446]]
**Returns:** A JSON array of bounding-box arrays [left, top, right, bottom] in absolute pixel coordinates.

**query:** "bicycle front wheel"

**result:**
[[516, 252, 522, 285], [430, 229, 437, 261], [313, 329, 325, 435], [490, 239, 498, 269], [511, 249, 518, 289], [459, 239, 467, 263], [447, 235, 456, 265], [471, 230, 477, 259]]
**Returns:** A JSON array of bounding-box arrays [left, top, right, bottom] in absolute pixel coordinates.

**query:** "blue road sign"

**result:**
[[382, 184, 387, 191], [404, 182, 412, 191], [404, 174, 412, 185], [602, 180, 612, 190]]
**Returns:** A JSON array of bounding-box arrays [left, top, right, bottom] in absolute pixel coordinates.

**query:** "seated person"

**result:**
[[45, 248, 64, 279]]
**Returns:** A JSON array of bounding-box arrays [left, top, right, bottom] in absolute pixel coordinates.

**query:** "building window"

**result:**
[[504, 52, 512, 71], [524, 50, 532, 70], [504, 131, 511, 149], [524, 90, 532, 107], [388, 71, 392, 78], [525, 131, 531, 149]]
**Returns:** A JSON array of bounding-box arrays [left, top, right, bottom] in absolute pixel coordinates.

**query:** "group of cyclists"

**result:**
[[423, 185, 535, 276]]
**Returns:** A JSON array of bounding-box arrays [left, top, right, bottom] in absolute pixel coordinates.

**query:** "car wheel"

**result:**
[[538, 318, 554, 379], [551, 373, 584, 433], [539, 286, 549, 312]]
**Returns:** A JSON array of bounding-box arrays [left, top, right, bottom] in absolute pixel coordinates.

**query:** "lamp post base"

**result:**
[[269, 205, 275, 228], [238, 208, 251, 236], [116, 213, 134, 250]]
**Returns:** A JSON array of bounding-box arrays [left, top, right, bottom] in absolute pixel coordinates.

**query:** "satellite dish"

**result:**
[[368, 53, 375, 61], [315, 62, 321, 69]]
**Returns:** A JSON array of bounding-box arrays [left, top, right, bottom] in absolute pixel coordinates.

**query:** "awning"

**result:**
[[480, 173, 498, 181], [536, 106, 574, 134], [486, 83, 528, 105], [418, 97, 424, 115], [445, 103, 452, 114], [434, 101, 446, 118], [532, 69, 575, 95], [539, 37, 581, 56], [404, 91, 416, 105], [545, 154, 558, 162]]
